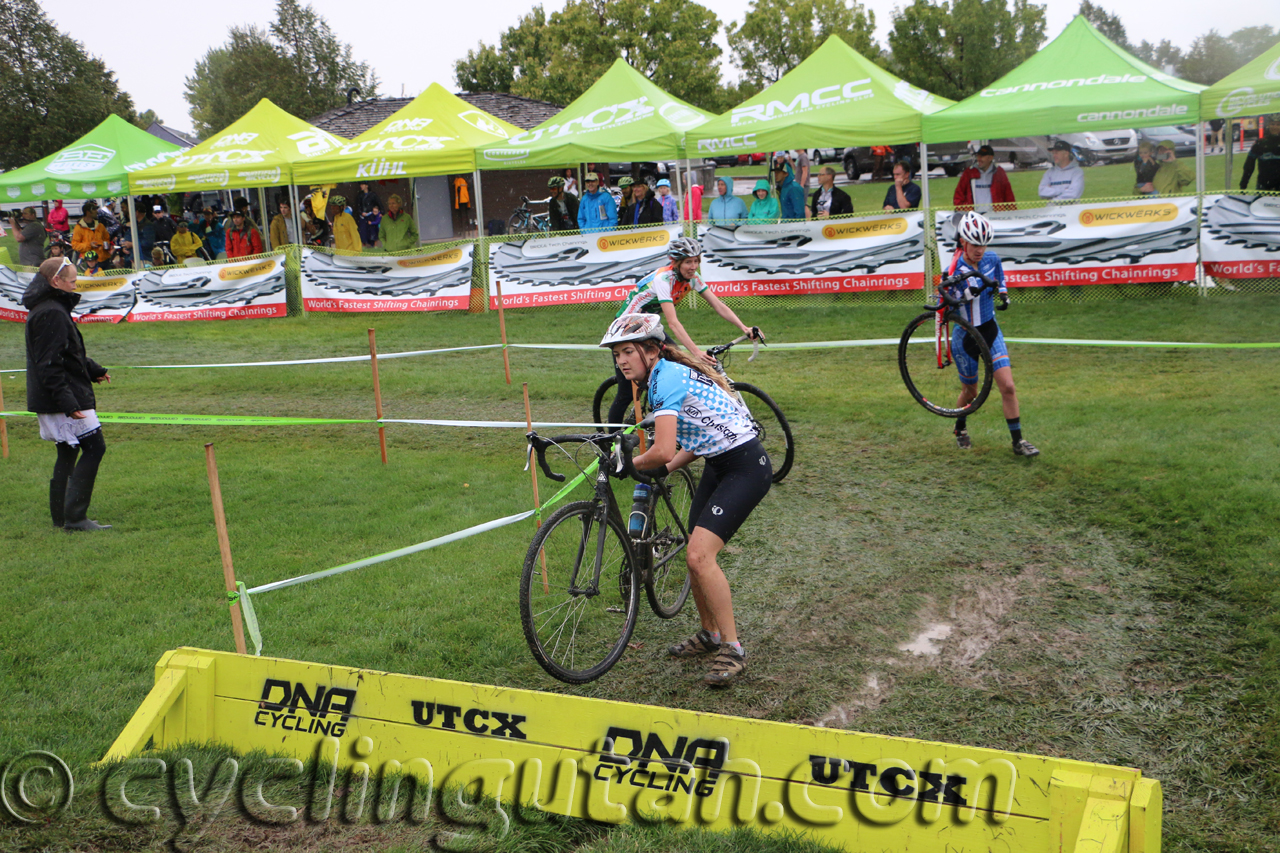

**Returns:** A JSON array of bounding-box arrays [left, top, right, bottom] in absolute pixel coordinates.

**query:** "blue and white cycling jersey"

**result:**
[[648, 358, 756, 458], [945, 249, 1007, 327]]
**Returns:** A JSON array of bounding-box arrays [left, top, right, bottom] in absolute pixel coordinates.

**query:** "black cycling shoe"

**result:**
[[955, 429, 972, 450]]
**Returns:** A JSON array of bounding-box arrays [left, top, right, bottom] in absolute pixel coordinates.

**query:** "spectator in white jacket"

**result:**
[[1039, 140, 1084, 202]]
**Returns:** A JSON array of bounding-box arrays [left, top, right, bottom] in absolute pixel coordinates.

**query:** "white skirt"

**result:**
[[37, 409, 102, 446]]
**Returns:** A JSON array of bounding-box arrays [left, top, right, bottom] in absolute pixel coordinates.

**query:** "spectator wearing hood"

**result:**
[[23, 257, 114, 531], [577, 172, 618, 233], [225, 210, 263, 259], [1038, 140, 1085, 202], [47, 200, 70, 235], [1152, 140, 1194, 195], [772, 160, 806, 221], [655, 179, 679, 222], [619, 177, 664, 226], [706, 176, 748, 226], [808, 166, 853, 219], [71, 202, 112, 263], [170, 220, 204, 263], [193, 208, 224, 257], [748, 180, 779, 222]]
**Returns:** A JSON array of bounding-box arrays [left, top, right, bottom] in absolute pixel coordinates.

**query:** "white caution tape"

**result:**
[[382, 418, 630, 428]]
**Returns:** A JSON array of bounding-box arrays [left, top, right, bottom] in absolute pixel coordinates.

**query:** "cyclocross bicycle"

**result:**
[[898, 269, 1003, 418], [508, 196, 550, 235], [521, 429, 695, 684], [591, 334, 795, 483]]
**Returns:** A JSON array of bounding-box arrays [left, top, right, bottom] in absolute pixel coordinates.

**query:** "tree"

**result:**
[[887, 0, 1047, 101], [1181, 25, 1277, 85], [133, 109, 162, 130], [1134, 39, 1184, 74], [0, 0, 137, 171], [184, 0, 378, 138], [454, 0, 724, 111], [1077, 1, 1131, 52], [726, 0, 880, 89]]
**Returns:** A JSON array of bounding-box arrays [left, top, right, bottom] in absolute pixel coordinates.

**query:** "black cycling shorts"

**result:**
[[688, 438, 772, 543]]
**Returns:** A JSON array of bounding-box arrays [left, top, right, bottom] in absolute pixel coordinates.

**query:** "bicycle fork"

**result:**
[[934, 309, 953, 369]]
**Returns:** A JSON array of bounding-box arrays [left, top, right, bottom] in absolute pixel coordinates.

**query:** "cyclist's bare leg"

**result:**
[[994, 366, 1019, 419], [686, 527, 736, 644], [955, 383, 978, 410]]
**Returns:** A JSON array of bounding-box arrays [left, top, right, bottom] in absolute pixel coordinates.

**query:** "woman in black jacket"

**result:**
[[24, 257, 113, 531]]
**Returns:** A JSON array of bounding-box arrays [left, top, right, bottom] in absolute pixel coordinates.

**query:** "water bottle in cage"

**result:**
[[628, 483, 651, 537]]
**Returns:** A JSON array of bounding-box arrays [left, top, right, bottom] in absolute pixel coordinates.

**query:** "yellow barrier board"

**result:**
[[103, 648, 1161, 852]]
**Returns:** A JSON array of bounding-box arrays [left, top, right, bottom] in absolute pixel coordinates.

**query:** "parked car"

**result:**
[[1137, 126, 1197, 159], [841, 138, 1049, 180], [606, 162, 671, 187], [702, 155, 739, 169], [1053, 130, 1137, 164], [736, 152, 768, 166]]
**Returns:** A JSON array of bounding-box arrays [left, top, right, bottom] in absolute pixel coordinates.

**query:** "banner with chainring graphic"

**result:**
[[0, 266, 138, 324], [301, 246, 474, 312], [934, 196, 1200, 287], [696, 214, 927, 296], [127, 254, 289, 322], [488, 225, 682, 308], [1200, 194, 1280, 280]]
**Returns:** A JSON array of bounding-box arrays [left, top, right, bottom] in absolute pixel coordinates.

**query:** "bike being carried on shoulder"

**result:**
[[521, 428, 695, 684], [591, 334, 795, 483]]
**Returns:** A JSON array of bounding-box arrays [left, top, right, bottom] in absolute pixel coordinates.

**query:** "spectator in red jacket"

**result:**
[[953, 145, 1017, 212], [47, 200, 70, 235], [225, 210, 263, 259]]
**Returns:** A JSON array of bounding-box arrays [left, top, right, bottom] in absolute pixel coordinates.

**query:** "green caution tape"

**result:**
[[0, 411, 370, 426], [236, 582, 263, 656]]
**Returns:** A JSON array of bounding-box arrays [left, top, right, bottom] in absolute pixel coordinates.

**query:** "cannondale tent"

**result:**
[[0, 114, 181, 203], [476, 59, 715, 169], [1200, 37, 1280, 122], [924, 16, 1205, 143], [292, 84, 521, 184], [127, 98, 346, 194], [687, 36, 954, 156]]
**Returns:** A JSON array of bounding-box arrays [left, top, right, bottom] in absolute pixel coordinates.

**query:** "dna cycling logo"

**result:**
[[730, 79, 874, 126]]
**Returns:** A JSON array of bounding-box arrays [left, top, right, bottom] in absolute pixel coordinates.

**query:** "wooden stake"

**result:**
[[494, 279, 512, 384], [205, 443, 247, 655], [631, 381, 647, 451], [523, 383, 550, 594], [368, 328, 388, 464], [0, 376, 8, 459]]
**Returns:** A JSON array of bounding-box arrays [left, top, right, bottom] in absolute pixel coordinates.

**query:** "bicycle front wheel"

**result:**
[[899, 312, 993, 418], [733, 383, 794, 483], [591, 376, 618, 432], [645, 467, 694, 619], [520, 501, 639, 684]]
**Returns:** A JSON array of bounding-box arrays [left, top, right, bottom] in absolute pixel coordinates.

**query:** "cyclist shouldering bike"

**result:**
[[608, 237, 763, 427], [601, 313, 773, 686], [946, 211, 1039, 457]]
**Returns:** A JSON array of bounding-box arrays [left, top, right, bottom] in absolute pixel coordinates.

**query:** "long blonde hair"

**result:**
[[637, 339, 732, 394]]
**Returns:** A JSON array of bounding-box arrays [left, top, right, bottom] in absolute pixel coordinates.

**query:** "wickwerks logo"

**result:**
[[822, 218, 908, 240], [731, 79, 873, 126], [597, 230, 671, 252], [1216, 86, 1280, 118], [45, 144, 116, 175], [219, 259, 277, 281], [398, 249, 463, 268], [1079, 203, 1177, 226]]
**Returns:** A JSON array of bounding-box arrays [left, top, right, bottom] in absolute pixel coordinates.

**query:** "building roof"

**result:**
[[311, 92, 564, 139], [145, 121, 199, 147]]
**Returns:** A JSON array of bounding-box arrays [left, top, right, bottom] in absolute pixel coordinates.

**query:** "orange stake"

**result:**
[[524, 384, 550, 591], [495, 280, 512, 384], [368, 328, 388, 464], [0, 376, 8, 459], [205, 443, 247, 655]]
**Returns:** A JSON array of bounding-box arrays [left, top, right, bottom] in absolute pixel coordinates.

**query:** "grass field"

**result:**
[[1, 295, 1279, 851]]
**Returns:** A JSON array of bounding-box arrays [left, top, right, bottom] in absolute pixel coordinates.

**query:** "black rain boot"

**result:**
[[63, 431, 110, 532], [50, 443, 78, 528]]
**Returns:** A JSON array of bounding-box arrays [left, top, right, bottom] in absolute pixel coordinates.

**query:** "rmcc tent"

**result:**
[[688, 35, 954, 157], [478, 59, 715, 169], [128, 98, 346, 194], [0, 114, 181, 203], [924, 16, 1204, 143], [292, 83, 522, 184], [1200, 37, 1280, 121]]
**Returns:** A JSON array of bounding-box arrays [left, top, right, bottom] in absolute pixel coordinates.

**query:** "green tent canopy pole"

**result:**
[[289, 183, 303, 248], [473, 169, 485, 241], [127, 195, 141, 271], [258, 187, 270, 250]]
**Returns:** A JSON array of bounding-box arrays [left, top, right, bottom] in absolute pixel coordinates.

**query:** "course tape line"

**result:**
[[247, 509, 536, 596], [5, 337, 1277, 375], [0, 411, 629, 429]]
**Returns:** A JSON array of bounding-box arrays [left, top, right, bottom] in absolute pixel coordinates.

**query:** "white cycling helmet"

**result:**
[[600, 313, 665, 348], [957, 211, 994, 247]]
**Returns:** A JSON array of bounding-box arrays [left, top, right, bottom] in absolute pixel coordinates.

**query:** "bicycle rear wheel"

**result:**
[[520, 501, 639, 684], [732, 383, 794, 483], [899, 312, 993, 418], [591, 376, 618, 431], [644, 467, 694, 619]]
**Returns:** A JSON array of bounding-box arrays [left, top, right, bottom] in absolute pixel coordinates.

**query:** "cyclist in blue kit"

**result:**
[[600, 313, 772, 686], [946, 211, 1039, 457]]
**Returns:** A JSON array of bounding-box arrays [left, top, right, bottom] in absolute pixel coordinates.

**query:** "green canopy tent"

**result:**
[[688, 35, 954, 212], [0, 114, 181, 203], [924, 16, 1204, 143], [129, 98, 347, 249], [1200, 38, 1280, 188], [293, 83, 521, 242]]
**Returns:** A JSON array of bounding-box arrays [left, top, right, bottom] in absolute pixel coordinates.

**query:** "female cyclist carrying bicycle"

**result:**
[[947, 211, 1039, 457], [607, 236, 762, 427], [601, 313, 772, 686]]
